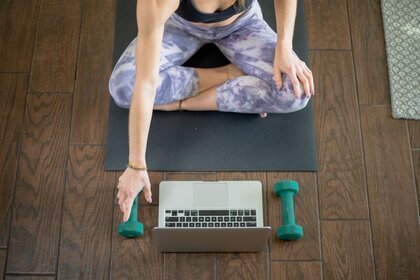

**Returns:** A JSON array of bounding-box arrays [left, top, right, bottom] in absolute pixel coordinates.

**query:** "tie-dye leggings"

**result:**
[[108, 0, 310, 114]]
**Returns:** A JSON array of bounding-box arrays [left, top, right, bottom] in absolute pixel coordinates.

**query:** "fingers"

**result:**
[[296, 70, 311, 98], [143, 180, 153, 203], [273, 69, 283, 90], [123, 196, 135, 222], [303, 66, 315, 95], [289, 72, 302, 99], [118, 192, 126, 213], [260, 112, 267, 118]]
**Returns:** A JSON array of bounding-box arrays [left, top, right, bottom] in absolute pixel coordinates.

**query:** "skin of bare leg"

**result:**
[[195, 65, 229, 93], [181, 84, 218, 110], [152, 85, 218, 111], [180, 83, 268, 118]]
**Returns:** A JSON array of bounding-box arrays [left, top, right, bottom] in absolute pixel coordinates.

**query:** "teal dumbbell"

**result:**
[[273, 180, 303, 240], [118, 194, 144, 238]]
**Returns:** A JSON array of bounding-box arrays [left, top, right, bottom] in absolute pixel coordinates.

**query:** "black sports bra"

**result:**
[[174, 0, 253, 23]]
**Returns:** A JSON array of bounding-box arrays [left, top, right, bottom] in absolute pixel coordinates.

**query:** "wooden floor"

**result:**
[[1, 0, 419, 279]]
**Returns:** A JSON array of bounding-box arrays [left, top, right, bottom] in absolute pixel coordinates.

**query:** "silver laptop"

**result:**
[[152, 180, 271, 252]]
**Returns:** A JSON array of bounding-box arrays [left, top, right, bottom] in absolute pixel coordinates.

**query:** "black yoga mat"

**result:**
[[105, 0, 317, 171]]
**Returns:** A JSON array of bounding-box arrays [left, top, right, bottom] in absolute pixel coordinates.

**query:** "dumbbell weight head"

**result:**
[[118, 195, 144, 238], [118, 219, 144, 238], [273, 180, 299, 196], [273, 180, 303, 240], [277, 224, 303, 240]]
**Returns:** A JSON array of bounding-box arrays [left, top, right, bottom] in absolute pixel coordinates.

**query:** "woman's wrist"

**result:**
[[129, 156, 147, 166], [127, 162, 148, 171], [276, 40, 293, 52]]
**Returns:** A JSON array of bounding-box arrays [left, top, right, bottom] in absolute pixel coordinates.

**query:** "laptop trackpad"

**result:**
[[193, 183, 228, 207]]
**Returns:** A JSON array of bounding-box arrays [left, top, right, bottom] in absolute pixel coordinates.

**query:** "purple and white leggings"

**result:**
[[109, 0, 310, 114]]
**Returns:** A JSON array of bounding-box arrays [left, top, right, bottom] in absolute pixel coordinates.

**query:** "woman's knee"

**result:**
[[154, 66, 200, 104], [267, 73, 310, 113], [216, 75, 310, 113], [108, 66, 135, 108], [109, 65, 199, 108]]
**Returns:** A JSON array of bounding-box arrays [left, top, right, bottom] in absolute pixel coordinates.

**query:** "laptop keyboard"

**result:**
[[164, 209, 257, 228]]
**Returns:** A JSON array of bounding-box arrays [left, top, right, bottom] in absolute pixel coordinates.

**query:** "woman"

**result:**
[[110, 0, 315, 222]]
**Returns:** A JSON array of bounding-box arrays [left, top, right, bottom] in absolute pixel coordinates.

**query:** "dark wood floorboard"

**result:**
[[57, 146, 115, 279], [311, 50, 369, 219], [111, 205, 162, 279], [29, 0, 81, 93], [0, 74, 27, 246], [270, 261, 322, 280], [0, 0, 41, 72], [216, 172, 269, 280], [5, 276, 55, 280], [412, 151, 420, 217], [163, 172, 216, 280], [321, 221, 374, 279], [0, 249, 6, 279], [70, 0, 116, 144], [347, 0, 390, 105], [6, 94, 72, 274], [408, 121, 420, 148], [305, 0, 351, 50], [111, 170, 164, 279], [267, 172, 320, 261], [360, 106, 420, 279]]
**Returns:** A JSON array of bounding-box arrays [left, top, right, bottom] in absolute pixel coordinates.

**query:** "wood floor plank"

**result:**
[[6, 94, 72, 273], [270, 262, 322, 280], [305, 0, 351, 49], [0, 0, 41, 72], [408, 120, 420, 148], [267, 172, 320, 261], [347, 0, 390, 105], [111, 206, 162, 279], [412, 151, 420, 217], [360, 106, 420, 279], [0, 74, 27, 246], [114, 171, 165, 207], [0, 249, 6, 279], [5, 276, 55, 280], [321, 221, 374, 279], [311, 50, 369, 219], [57, 146, 115, 279], [70, 0, 116, 144], [163, 172, 216, 280], [216, 172, 268, 280], [29, 0, 81, 93]]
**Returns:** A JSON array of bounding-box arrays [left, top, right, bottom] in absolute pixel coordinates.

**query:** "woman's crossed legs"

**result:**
[[109, 9, 310, 116]]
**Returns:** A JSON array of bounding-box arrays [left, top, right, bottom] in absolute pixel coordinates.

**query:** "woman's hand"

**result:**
[[117, 168, 153, 222], [272, 43, 315, 98]]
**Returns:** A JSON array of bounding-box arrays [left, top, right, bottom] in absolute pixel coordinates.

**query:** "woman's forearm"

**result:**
[[128, 83, 157, 166], [274, 0, 297, 49]]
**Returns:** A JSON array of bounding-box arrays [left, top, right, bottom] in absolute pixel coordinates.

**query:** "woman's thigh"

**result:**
[[108, 17, 205, 108], [213, 9, 309, 113]]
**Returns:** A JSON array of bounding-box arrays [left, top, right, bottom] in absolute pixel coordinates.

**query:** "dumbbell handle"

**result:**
[[280, 192, 296, 225], [126, 194, 139, 222]]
